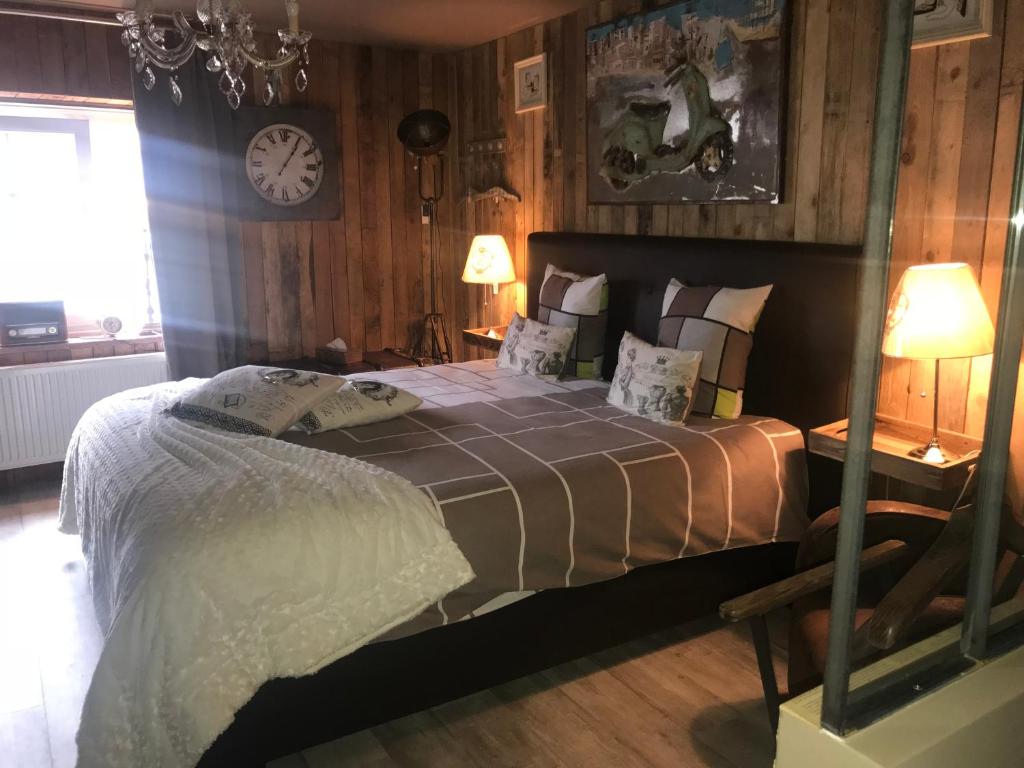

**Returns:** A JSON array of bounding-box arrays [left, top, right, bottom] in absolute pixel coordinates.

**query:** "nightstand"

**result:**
[[808, 414, 982, 492], [462, 326, 506, 354]]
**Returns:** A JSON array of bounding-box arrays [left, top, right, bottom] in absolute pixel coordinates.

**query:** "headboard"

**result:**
[[527, 232, 862, 435]]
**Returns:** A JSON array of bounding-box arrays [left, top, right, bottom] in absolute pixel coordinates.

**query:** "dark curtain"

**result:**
[[132, 56, 246, 379]]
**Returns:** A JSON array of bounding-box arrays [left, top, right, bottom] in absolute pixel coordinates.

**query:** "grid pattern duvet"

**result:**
[[283, 359, 810, 638]]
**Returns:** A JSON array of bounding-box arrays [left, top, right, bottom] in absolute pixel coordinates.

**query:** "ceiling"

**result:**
[[18, 0, 595, 51]]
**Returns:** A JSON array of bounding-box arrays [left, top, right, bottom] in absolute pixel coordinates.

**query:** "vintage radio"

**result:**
[[0, 301, 68, 347]]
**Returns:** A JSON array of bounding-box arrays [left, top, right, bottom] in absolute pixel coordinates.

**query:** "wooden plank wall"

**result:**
[[239, 39, 455, 363], [0, 16, 132, 104], [450, 0, 1024, 443], [446, 0, 886, 361], [0, 16, 452, 363]]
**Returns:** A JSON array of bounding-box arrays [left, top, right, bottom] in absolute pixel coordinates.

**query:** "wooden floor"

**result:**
[[0, 479, 787, 768]]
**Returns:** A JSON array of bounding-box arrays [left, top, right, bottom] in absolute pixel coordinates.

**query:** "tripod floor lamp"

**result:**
[[397, 109, 453, 364]]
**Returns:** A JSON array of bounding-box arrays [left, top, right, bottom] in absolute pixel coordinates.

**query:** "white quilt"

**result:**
[[58, 380, 474, 768]]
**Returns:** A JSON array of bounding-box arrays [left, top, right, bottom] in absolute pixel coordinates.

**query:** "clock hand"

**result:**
[[277, 136, 302, 176]]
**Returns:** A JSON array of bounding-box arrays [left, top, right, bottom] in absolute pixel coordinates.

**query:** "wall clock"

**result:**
[[245, 124, 324, 206], [233, 107, 340, 221]]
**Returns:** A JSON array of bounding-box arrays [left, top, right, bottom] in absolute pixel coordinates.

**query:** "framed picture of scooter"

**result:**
[[586, 0, 789, 204]]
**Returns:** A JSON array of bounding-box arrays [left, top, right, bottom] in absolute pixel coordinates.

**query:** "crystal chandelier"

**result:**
[[116, 0, 312, 109]]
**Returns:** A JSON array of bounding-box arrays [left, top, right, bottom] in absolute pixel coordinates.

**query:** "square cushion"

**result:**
[[497, 312, 577, 380], [169, 365, 344, 437], [658, 278, 771, 419], [298, 380, 423, 433], [607, 331, 702, 425], [537, 264, 608, 379]]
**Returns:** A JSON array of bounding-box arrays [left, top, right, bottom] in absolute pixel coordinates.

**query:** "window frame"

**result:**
[[0, 108, 160, 340]]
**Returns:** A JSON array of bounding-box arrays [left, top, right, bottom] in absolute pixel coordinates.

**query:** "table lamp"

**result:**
[[462, 235, 515, 295], [882, 262, 994, 464]]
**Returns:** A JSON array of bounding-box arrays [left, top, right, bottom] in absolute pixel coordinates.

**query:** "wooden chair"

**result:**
[[720, 489, 1024, 735]]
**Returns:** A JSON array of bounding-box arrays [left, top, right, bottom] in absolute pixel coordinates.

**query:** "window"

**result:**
[[0, 104, 159, 337]]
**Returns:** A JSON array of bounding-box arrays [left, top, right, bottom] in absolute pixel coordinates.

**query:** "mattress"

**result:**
[[282, 359, 809, 638]]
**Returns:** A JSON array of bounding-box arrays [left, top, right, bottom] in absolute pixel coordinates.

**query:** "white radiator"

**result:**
[[0, 352, 169, 470]]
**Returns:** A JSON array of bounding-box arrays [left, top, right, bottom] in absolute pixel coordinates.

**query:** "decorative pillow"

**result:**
[[657, 278, 772, 419], [607, 332, 702, 425], [496, 312, 577, 380], [169, 366, 344, 437], [537, 264, 609, 379], [298, 380, 423, 433]]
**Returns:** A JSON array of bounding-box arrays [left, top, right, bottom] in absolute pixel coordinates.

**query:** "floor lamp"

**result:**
[[397, 109, 453, 364]]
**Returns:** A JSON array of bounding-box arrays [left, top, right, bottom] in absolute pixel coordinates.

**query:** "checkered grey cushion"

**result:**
[[537, 264, 608, 379], [657, 279, 771, 419]]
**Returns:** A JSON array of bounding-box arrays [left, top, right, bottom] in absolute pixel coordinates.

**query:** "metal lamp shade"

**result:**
[[397, 110, 451, 157]]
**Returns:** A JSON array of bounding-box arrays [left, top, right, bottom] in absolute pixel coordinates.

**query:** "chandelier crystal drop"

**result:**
[[117, 0, 312, 110]]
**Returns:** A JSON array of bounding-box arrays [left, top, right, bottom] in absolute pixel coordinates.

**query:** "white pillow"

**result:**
[[298, 380, 423, 433], [607, 331, 702, 425], [496, 312, 577, 381], [169, 365, 345, 437]]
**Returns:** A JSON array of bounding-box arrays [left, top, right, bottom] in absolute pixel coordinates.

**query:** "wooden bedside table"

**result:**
[[462, 326, 506, 353], [808, 414, 982, 492]]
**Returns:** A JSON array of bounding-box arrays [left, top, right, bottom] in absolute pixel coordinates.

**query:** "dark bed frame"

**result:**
[[199, 233, 862, 766]]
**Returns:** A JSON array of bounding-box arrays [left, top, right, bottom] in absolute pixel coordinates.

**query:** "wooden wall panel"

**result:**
[[449, 0, 1023, 443], [0, 17, 130, 104]]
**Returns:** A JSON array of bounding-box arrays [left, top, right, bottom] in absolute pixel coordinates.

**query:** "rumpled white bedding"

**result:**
[[58, 380, 474, 768]]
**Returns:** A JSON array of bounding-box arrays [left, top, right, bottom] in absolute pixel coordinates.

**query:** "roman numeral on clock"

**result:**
[[305, 163, 320, 172], [302, 143, 319, 157], [278, 128, 292, 143], [300, 176, 315, 189]]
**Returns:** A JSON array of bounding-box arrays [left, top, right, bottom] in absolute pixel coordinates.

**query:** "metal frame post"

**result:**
[[962, 94, 1024, 658], [820, 0, 916, 735]]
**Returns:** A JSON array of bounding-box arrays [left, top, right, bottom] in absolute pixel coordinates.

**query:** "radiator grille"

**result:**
[[0, 353, 169, 470]]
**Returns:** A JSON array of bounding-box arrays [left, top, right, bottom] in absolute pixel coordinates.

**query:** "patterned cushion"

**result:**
[[607, 332, 702, 425], [496, 312, 577, 380], [298, 380, 423, 433], [169, 366, 344, 437], [658, 279, 772, 419], [537, 264, 608, 379]]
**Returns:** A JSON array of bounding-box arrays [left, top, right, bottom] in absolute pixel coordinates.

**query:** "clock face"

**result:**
[[245, 123, 324, 207]]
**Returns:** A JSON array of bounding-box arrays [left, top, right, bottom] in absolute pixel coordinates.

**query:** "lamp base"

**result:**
[[909, 437, 956, 465]]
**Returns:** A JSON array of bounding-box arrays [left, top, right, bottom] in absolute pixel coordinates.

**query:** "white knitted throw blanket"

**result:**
[[59, 381, 473, 768]]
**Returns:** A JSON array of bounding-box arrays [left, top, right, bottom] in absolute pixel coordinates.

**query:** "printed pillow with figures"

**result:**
[[496, 312, 577, 381], [169, 366, 345, 437], [607, 331, 703, 426], [298, 380, 423, 433]]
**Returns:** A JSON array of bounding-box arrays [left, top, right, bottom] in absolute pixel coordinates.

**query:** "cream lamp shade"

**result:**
[[462, 235, 515, 294], [882, 262, 994, 360]]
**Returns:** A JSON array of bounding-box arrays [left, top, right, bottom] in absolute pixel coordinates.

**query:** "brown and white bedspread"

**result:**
[[282, 359, 809, 637]]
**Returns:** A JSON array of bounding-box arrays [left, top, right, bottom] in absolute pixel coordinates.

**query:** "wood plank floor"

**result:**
[[0, 479, 787, 768]]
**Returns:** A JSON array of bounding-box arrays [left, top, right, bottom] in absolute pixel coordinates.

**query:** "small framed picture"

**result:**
[[912, 0, 993, 49], [514, 53, 547, 114]]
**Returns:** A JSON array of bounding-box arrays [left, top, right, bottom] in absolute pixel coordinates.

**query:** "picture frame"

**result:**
[[912, 0, 993, 49], [585, 0, 789, 205], [514, 53, 547, 114]]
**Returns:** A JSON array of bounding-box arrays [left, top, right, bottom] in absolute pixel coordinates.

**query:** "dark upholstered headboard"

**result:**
[[527, 232, 862, 434]]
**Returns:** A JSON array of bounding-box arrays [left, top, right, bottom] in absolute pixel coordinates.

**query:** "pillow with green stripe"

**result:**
[[657, 278, 772, 419], [537, 264, 608, 379]]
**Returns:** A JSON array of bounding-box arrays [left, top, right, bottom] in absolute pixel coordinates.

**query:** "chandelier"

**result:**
[[116, 0, 312, 110]]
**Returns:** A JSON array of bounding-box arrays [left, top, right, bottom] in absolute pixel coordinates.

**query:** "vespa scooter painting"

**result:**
[[586, 0, 788, 204]]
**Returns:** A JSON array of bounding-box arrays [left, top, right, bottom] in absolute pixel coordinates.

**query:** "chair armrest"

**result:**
[[720, 540, 908, 622], [858, 507, 975, 651]]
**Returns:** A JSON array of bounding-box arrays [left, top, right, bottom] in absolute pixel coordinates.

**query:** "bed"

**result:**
[[64, 233, 861, 767]]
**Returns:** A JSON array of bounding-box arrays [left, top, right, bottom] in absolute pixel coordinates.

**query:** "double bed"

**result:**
[[61, 233, 861, 767]]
